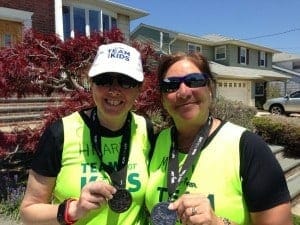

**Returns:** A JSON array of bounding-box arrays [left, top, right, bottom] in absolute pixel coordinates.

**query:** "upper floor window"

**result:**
[[215, 46, 226, 60], [62, 5, 117, 40], [258, 51, 267, 67], [239, 47, 248, 64], [188, 43, 202, 54]]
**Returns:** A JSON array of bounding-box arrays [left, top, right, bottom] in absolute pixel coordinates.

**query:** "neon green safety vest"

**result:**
[[145, 122, 250, 225], [53, 111, 151, 225]]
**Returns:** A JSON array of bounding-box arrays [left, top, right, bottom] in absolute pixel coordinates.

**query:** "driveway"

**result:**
[[256, 110, 300, 117]]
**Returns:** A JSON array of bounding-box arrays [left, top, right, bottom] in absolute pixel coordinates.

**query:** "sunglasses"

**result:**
[[92, 74, 139, 89], [160, 73, 208, 93]]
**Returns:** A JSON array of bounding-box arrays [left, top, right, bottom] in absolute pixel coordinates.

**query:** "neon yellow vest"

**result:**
[[53, 111, 150, 225], [145, 122, 250, 225]]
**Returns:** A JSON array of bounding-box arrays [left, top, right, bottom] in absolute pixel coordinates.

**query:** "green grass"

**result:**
[[294, 214, 300, 225]]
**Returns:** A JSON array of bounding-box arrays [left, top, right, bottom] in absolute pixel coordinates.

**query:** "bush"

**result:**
[[212, 96, 257, 130], [252, 115, 300, 156]]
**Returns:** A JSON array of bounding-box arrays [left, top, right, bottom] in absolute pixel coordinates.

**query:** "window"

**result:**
[[239, 47, 247, 64], [293, 61, 300, 70], [3, 34, 12, 47], [290, 91, 300, 98], [215, 46, 226, 60], [258, 51, 266, 67], [89, 10, 100, 33], [62, 5, 117, 40], [73, 7, 86, 37], [188, 43, 202, 53], [255, 82, 265, 96]]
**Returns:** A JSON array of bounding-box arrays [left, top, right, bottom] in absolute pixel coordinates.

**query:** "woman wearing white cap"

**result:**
[[20, 43, 154, 225]]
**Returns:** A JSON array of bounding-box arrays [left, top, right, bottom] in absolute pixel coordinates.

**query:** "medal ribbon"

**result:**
[[90, 108, 131, 188], [167, 116, 212, 201]]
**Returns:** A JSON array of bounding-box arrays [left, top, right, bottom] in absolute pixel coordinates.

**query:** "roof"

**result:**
[[103, 1, 149, 20], [210, 61, 291, 80], [273, 52, 300, 62], [132, 24, 279, 53], [202, 34, 280, 53], [273, 65, 300, 77]]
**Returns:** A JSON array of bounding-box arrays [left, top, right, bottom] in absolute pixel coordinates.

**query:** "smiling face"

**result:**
[[162, 59, 212, 127], [91, 74, 141, 129]]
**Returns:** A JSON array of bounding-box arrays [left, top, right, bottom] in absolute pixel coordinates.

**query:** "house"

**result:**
[[272, 52, 300, 95], [0, 0, 148, 47], [131, 23, 290, 108]]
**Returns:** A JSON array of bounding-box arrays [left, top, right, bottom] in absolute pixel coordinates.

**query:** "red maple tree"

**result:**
[[0, 28, 162, 163]]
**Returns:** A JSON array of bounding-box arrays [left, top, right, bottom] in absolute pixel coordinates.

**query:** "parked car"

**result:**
[[263, 91, 300, 115]]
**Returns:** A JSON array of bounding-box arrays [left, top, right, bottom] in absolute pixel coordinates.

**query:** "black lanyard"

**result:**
[[90, 108, 131, 188], [167, 116, 212, 200]]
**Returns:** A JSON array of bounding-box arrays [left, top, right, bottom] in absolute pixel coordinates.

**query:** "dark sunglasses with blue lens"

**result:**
[[160, 73, 208, 93], [92, 73, 140, 89]]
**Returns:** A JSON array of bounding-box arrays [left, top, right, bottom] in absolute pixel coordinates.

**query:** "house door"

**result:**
[[0, 19, 22, 47], [217, 80, 250, 105]]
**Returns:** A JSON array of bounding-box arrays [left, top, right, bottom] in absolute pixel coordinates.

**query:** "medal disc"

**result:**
[[150, 202, 177, 225], [108, 188, 132, 213]]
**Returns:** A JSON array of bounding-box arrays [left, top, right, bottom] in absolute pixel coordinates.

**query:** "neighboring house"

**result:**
[[0, 0, 148, 47], [272, 52, 300, 95], [131, 23, 290, 108]]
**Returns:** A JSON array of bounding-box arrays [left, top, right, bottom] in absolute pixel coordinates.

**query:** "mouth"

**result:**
[[176, 101, 196, 107], [106, 99, 123, 106]]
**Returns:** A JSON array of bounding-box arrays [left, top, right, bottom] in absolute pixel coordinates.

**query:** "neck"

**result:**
[[97, 110, 128, 132], [176, 116, 214, 153]]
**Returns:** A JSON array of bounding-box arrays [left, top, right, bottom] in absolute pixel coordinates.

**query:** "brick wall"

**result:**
[[0, 0, 55, 34]]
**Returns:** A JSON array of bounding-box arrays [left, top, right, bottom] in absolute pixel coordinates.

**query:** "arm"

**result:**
[[240, 131, 293, 225], [20, 170, 117, 225], [20, 170, 59, 225], [250, 203, 293, 225]]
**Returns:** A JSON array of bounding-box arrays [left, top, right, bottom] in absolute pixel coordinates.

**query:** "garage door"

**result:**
[[217, 80, 249, 105]]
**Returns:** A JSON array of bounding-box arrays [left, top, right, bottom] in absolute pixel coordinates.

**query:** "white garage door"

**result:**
[[217, 80, 250, 105]]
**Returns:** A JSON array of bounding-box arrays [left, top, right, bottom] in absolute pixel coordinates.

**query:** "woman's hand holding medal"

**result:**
[[69, 181, 116, 220], [168, 193, 220, 225]]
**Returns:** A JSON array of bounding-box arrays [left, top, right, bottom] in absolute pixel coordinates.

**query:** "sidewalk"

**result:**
[[0, 215, 21, 225]]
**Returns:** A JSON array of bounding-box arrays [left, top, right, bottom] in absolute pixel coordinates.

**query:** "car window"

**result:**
[[290, 91, 300, 98]]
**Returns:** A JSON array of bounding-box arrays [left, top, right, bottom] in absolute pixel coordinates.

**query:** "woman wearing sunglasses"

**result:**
[[20, 43, 154, 225], [145, 52, 292, 225]]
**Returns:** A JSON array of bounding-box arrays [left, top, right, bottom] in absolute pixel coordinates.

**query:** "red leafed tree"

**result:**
[[0, 28, 162, 163]]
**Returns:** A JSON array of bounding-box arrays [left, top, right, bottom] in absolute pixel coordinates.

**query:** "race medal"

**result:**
[[90, 109, 133, 213], [150, 202, 177, 225], [108, 188, 132, 213]]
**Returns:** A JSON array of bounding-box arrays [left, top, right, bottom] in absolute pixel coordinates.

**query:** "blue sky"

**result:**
[[113, 0, 300, 55]]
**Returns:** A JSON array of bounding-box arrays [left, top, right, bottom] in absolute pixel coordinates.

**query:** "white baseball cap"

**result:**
[[88, 42, 144, 82]]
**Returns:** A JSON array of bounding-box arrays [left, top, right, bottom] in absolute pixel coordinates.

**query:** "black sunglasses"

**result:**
[[160, 73, 208, 93], [92, 74, 139, 89]]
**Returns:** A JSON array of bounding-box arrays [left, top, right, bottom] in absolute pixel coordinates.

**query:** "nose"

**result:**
[[108, 78, 121, 96], [176, 82, 190, 99]]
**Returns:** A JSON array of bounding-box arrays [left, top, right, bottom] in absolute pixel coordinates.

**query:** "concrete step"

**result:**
[[287, 173, 300, 199], [0, 112, 44, 123], [269, 145, 300, 216], [0, 104, 49, 113], [276, 152, 300, 174], [0, 96, 64, 103]]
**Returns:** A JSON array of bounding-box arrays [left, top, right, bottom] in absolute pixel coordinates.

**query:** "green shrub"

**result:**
[[294, 214, 300, 225], [252, 115, 300, 156], [212, 96, 257, 130], [146, 96, 258, 133]]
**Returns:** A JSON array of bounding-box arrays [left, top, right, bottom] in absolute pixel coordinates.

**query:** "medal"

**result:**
[[150, 202, 177, 225], [108, 188, 132, 213], [90, 109, 133, 213]]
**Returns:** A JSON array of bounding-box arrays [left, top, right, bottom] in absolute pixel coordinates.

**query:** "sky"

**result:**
[[113, 0, 300, 55]]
